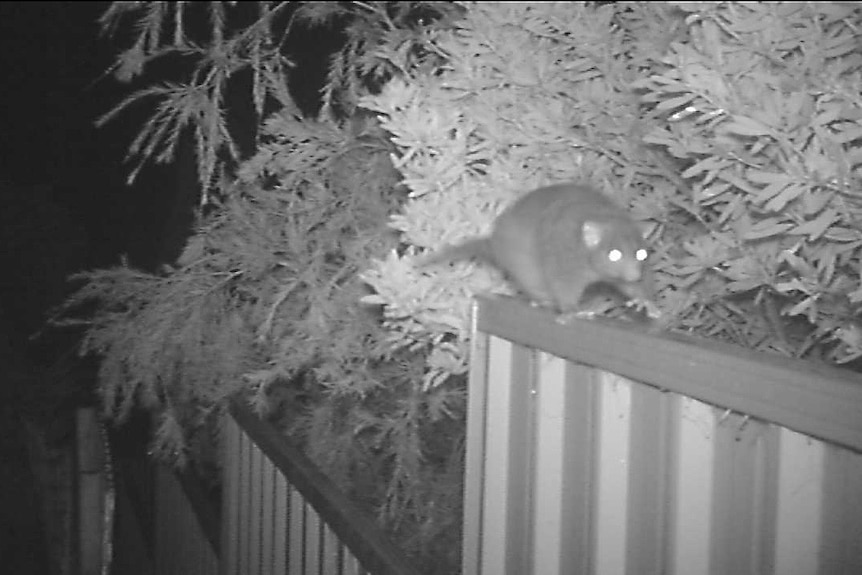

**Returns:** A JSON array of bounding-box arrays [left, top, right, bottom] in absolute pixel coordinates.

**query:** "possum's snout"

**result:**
[[618, 263, 642, 283]]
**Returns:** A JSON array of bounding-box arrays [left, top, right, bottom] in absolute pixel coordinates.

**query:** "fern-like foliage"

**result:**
[[57, 260, 253, 465], [311, 1, 465, 119], [60, 3, 470, 571], [56, 107, 465, 567], [98, 1, 298, 192], [97, 1, 463, 195]]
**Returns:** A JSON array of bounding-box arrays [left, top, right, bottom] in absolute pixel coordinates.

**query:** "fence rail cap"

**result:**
[[475, 295, 862, 454]]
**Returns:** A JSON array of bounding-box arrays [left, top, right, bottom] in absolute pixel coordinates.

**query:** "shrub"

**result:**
[[361, 2, 862, 386]]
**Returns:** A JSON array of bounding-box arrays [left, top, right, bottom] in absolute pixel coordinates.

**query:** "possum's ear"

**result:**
[[582, 221, 604, 248]]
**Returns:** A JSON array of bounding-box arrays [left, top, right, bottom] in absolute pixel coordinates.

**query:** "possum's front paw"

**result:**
[[627, 298, 662, 319], [555, 309, 598, 324]]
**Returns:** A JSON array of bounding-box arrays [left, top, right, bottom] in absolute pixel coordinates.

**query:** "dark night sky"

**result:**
[[0, 1, 335, 254], [0, 3, 132, 341], [0, 2, 110, 186], [0, 2, 147, 268], [0, 2, 338, 339], [0, 7, 117, 571]]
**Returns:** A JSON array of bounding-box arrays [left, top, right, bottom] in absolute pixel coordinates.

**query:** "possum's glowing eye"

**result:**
[[608, 249, 622, 262], [636, 249, 648, 261]]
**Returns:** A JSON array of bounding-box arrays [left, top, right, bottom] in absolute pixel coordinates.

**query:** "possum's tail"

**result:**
[[415, 237, 493, 268]]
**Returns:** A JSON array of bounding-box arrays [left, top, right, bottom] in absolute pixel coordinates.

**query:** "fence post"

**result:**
[[76, 408, 106, 575]]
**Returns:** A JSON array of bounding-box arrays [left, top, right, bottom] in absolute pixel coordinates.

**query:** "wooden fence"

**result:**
[[461, 295, 862, 575]]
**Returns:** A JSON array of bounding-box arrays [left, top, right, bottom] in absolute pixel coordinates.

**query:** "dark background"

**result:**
[[2, 2, 127, 265], [1, 5, 113, 572], [0, 3, 338, 572]]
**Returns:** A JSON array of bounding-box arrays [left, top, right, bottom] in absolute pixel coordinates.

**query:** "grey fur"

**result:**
[[418, 183, 652, 312]]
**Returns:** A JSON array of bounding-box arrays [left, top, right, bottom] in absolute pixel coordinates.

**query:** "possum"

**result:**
[[419, 183, 656, 316]]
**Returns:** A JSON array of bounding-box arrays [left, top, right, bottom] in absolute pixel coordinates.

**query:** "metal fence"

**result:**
[[220, 401, 420, 575], [462, 296, 862, 575], [112, 294, 862, 575], [111, 403, 418, 575]]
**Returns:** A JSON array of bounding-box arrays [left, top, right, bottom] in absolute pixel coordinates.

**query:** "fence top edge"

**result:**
[[475, 295, 862, 453]]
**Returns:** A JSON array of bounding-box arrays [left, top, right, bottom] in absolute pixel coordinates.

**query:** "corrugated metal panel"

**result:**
[[671, 397, 714, 575], [531, 352, 571, 575], [711, 410, 775, 574], [221, 411, 240, 575], [112, 468, 155, 575], [250, 441, 264, 575], [821, 445, 862, 574], [775, 428, 822, 575], [474, 335, 517, 573], [626, 379, 673, 575], [461, 313, 490, 575], [594, 372, 631, 575], [463, 296, 862, 575], [287, 486, 303, 573], [154, 466, 219, 575], [272, 466, 289, 572], [219, 407, 412, 575]]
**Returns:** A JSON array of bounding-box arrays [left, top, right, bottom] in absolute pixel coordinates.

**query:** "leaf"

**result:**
[[764, 183, 805, 212], [723, 116, 772, 137], [801, 191, 833, 216], [746, 169, 790, 185], [642, 129, 677, 147], [831, 125, 862, 144], [716, 192, 743, 225], [681, 156, 721, 179], [743, 218, 793, 240], [779, 251, 817, 278], [823, 32, 858, 59], [789, 209, 838, 241], [719, 172, 760, 195], [774, 279, 808, 296], [656, 93, 697, 111], [786, 296, 815, 319], [753, 178, 791, 206], [824, 228, 862, 242], [814, 102, 844, 126]]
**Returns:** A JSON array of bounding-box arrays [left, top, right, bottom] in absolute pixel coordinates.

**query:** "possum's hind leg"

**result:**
[[491, 242, 555, 307]]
